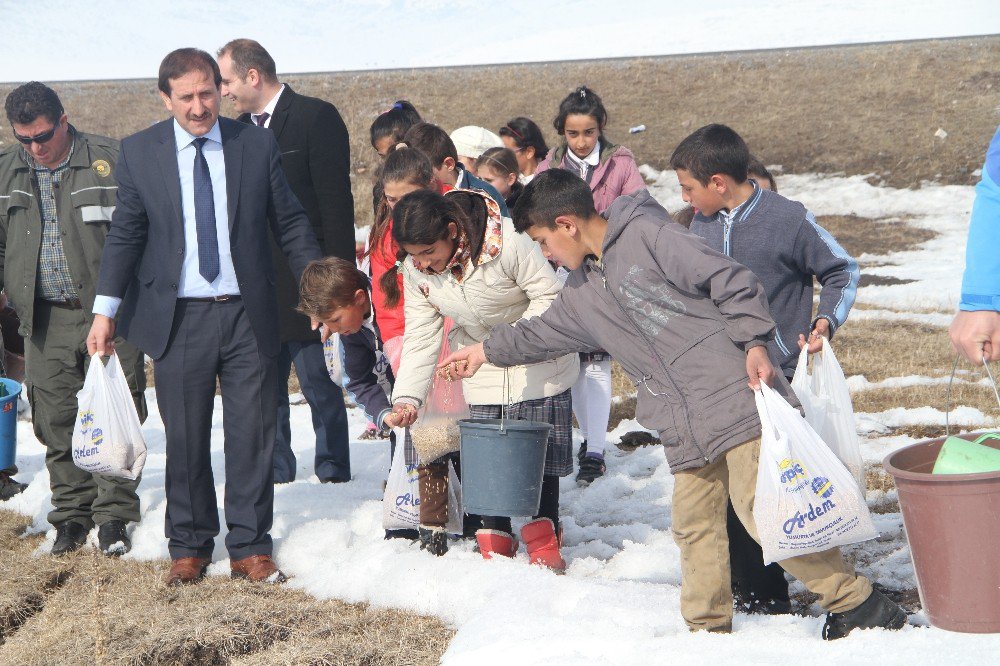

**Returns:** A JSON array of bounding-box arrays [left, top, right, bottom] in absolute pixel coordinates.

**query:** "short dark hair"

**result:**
[[553, 86, 608, 136], [297, 257, 369, 319], [669, 124, 750, 186], [370, 101, 421, 148], [511, 168, 596, 232], [5, 82, 63, 126], [499, 116, 549, 159], [158, 48, 222, 96], [402, 122, 457, 168], [217, 38, 278, 83], [747, 154, 777, 192]]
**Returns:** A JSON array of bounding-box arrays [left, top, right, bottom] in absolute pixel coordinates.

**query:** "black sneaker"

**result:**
[[576, 455, 606, 486], [51, 520, 89, 555], [576, 440, 588, 463], [822, 588, 907, 640], [418, 527, 449, 556], [384, 528, 419, 541], [98, 520, 131, 556], [0, 470, 27, 501]]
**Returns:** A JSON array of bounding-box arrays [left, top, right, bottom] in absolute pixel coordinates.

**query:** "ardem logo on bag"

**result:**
[[781, 477, 838, 535]]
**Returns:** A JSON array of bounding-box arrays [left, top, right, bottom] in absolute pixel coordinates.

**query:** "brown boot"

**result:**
[[164, 557, 211, 586], [230, 554, 288, 583], [417, 462, 449, 528]]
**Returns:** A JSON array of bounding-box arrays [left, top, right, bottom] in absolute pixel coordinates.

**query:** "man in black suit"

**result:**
[[87, 48, 321, 586], [217, 39, 353, 484]]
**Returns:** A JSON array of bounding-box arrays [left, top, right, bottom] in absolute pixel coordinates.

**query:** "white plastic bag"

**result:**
[[752, 382, 877, 565], [382, 431, 420, 530], [445, 459, 463, 535], [323, 333, 342, 386], [72, 353, 147, 480], [382, 440, 465, 534], [791, 338, 865, 488]]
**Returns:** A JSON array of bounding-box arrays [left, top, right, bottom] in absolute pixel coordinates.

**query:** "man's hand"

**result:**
[[87, 315, 117, 356], [384, 402, 418, 428], [949, 310, 1000, 365], [311, 318, 333, 343], [437, 343, 487, 380], [797, 318, 831, 354], [746, 345, 776, 389]]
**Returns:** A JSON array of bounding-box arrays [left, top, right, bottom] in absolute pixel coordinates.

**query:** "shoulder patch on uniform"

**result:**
[[92, 159, 112, 178]]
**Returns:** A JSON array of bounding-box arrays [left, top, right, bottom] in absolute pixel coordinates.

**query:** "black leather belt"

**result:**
[[40, 297, 83, 310], [179, 295, 241, 302]]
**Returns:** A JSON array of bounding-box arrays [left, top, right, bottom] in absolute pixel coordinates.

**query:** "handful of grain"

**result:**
[[410, 420, 462, 464]]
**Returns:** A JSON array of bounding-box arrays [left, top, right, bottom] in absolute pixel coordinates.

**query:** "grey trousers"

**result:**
[[155, 299, 278, 560]]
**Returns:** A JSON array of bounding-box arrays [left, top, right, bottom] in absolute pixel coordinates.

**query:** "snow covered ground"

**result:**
[[3, 0, 998, 83], [4, 171, 1000, 662]]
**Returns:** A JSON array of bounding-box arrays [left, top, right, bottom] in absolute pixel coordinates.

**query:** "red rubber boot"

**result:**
[[521, 518, 566, 572], [476, 529, 518, 560]]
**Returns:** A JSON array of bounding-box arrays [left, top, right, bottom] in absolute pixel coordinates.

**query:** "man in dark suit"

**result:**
[[217, 39, 353, 484], [87, 48, 321, 586]]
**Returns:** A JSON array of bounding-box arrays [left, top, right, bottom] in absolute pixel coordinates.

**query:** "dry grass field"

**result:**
[[1, 36, 999, 663], [0, 512, 452, 665]]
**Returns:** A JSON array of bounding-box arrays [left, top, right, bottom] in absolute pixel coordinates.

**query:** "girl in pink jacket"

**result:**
[[536, 86, 647, 484], [535, 86, 646, 213]]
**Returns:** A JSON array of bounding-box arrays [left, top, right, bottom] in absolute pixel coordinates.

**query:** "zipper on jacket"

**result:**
[[723, 216, 733, 256], [593, 262, 709, 463]]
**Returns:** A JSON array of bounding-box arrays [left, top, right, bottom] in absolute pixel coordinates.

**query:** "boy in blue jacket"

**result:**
[[951, 124, 1000, 364], [677, 124, 861, 615], [679, 124, 859, 377], [297, 257, 417, 541], [438, 169, 906, 639]]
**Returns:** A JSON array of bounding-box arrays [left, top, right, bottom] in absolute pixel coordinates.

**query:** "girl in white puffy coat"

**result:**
[[381, 188, 578, 570]]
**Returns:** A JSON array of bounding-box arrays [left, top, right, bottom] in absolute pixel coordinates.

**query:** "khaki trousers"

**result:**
[[26, 302, 146, 529], [671, 438, 872, 631]]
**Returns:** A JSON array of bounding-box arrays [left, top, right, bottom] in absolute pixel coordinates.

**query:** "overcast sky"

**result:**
[[1, 0, 997, 83]]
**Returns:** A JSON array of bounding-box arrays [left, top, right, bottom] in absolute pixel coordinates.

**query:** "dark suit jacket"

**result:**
[[238, 86, 355, 341], [96, 117, 322, 360]]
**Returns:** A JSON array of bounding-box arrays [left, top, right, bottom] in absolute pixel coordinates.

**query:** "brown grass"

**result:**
[[835, 319, 956, 383], [815, 215, 937, 260], [1, 36, 996, 229], [0, 511, 452, 666]]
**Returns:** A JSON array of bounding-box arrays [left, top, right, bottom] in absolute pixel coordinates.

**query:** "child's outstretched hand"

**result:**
[[797, 318, 830, 354], [384, 402, 418, 428], [746, 346, 776, 389], [437, 342, 488, 380]]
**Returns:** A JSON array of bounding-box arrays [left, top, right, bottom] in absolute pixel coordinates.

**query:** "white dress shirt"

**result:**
[[93, 119, 239, 318], [251, 84, 285, 128]]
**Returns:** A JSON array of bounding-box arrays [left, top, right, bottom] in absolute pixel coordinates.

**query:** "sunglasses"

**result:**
[[13, 125, 58, 145]]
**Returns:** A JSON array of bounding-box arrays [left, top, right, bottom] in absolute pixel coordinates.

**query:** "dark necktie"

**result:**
[[255, 112, 270, 127], [193, 137, 220, 283]]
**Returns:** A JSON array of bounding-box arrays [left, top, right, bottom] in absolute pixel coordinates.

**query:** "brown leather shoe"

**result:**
[[230, 554, 288, 583], [164, 557, 211, 586]]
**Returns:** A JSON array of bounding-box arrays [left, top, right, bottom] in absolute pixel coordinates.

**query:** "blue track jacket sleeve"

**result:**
[[960, 125, 1000, 312], [342, 328, 393, 428], [798, 212, 860, 334]]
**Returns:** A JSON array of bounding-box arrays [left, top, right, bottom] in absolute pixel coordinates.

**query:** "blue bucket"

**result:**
[[458, 418, 552, 517], [0, 378, 22, 470]]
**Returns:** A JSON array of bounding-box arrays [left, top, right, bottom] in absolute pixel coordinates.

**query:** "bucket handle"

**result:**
[[945, 353, 1000, 436], [500, 367, 512, 433]]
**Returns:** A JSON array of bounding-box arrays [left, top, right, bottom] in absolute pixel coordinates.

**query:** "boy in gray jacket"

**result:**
[[438, 169, 906, 639]]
